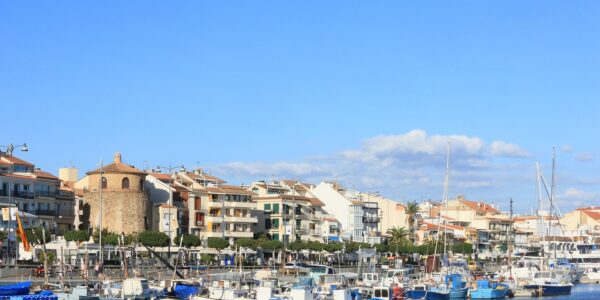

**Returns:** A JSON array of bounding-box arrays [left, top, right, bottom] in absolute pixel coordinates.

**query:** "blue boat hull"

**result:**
[[0, 281, 32, 296], [523, 284, 572, 296], [405, 290, 450, 300], [449, 287, 468, 300], [470, 288, 509, 299]]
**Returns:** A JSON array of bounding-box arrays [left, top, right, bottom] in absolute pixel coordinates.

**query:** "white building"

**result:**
[[309, 181, 381, 244]]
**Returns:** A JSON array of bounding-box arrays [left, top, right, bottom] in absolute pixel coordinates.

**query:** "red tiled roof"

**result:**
[[186, 172, 225, 183], [309, 198, 324, 206], [422, 222, 464, 231], [460, 199, 500, 214], [577, 206, 600, 211], [150, 173, 172, 181], [204, 185, 256, 196], [0, 155, 34, 167], [582, 210, 600, 221], [33, 170, 59, 180], [88, 162, 145, 175], [0, 173, 33, 180]]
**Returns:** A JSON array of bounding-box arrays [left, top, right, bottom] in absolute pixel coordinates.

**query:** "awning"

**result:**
[[328, 236, 341, 242]]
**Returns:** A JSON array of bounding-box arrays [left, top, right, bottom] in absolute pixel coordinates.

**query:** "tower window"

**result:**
[[122, 177, 130, 189], [101, 177, 107, 189]]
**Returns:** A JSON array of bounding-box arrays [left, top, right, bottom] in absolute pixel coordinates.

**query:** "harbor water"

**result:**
[[520, 284, 600, 299]]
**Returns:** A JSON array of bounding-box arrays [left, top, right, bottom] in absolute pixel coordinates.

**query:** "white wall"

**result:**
[[310, 182, 355, 241]]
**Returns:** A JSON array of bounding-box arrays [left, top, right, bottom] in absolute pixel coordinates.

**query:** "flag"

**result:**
[[15, 212, 31, 252]]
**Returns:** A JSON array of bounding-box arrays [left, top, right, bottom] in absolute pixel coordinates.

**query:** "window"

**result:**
[[265, 218, 272, 229], [139, 178, 144, 191], [272, 233, 279, 241], [122, 177, 130, 189], [272, 203, 280, 214], [272, 218, 280, 228], [101, 177, 107, 189], [264, 203, 271, 211]]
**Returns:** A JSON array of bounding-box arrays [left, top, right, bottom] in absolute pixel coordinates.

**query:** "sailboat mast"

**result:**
[[550, 147, 557, 259], [536, 162, 544, 257], [443, 143, 450, 255]]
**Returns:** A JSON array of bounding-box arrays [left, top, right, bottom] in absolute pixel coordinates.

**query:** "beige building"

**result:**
[[561, 207, 600, 235], [146, 169, 258, 243], [77, 152, 148, 235], [357, 192, 408, 234]]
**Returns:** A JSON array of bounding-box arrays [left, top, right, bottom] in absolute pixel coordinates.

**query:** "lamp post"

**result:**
[[155, 165, 185, 261], [0, 143, 29, 265]]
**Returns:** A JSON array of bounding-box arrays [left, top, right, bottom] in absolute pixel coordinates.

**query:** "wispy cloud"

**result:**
[[489, 141, 531, 158], [575, 152, 594, 162], [213, 129, 538, 207], [560, 144, 574, 153]]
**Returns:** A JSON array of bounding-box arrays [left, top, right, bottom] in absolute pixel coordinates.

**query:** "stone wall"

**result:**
[[83, 190, 148, 234]]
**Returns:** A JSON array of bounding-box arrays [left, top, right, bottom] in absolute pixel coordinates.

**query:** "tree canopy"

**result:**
[[64, 230, 90, 243], [174, 234, 201, 247], [207, 237, 230, 250], [138, 231, 169, 247]]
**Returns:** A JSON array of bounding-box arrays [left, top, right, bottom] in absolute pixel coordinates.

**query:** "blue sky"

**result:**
[[2, 1, 599, 213]]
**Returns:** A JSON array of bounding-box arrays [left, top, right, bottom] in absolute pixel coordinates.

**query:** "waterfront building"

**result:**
[[250, 180, 339, 243], [76, 152, 148, 235], [309, 181, 381, 243], [0, 153, 75, 234], [356, 192, 408, 236], [148, 169, 257, 244], [561, 206, 600, 235]]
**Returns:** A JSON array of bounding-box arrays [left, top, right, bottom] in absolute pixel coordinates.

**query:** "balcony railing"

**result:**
[[362, 216, 380, 223], [35, 209, 57, 216]]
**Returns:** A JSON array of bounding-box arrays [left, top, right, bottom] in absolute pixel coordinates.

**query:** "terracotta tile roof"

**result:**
[[88, 162, 145, 175], [150, 172, 172, 181], [255, 194, 316, 203], [308, 198, 324, 206], [513, 215, 557, 221], [186, 172, 225, 183], [323, 217, 338, 222], [459, 199, 500, 214], [422, 222, 465, 231], [33, 170, 59, 180], [204, 185, 255, 196], [158, 204, 176, 208], [0, 155, 34, 167], [582, 210, 600, 221]]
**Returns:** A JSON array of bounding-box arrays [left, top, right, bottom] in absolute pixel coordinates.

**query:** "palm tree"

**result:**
[[406, 201, 419, 242], [386, 227, 408, 253]]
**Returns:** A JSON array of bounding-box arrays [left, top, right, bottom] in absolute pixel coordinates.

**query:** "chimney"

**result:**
[[114, 152, 122, 164]]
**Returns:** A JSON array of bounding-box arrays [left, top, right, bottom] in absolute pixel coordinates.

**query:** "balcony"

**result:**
[[35, 209, 57, 216], [204, 216, 223, 223], [226, 230, 253, 238], [310, 229, 321, 235], [194, 220, 204, 227], [12, 191, 35, 199], [208, 201, 255, 209], [362, 216, 380, 223], [224, 216, 257, 223]]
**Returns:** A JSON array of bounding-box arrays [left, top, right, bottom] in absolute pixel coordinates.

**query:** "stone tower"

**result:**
[[83, 152, 148, 234]]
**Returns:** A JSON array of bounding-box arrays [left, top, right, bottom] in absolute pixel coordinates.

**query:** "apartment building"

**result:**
[[250, 180, 339, 243], [309, 181, 381, 244], [147, 169, 257, 243], [561, 207, 600, 235], [0, 153, 75, 235], [357, 192, 408, 235]]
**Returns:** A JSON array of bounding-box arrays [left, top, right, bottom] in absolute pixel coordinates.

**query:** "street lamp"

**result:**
[[0, 143, 29, 265], [155, 165, 185, 261]]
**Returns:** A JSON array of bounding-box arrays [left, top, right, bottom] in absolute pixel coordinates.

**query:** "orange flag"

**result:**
[[15, 211, 31, 252]]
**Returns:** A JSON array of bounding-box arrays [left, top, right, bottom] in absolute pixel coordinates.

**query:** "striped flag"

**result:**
[[15, 212, 31, 252]]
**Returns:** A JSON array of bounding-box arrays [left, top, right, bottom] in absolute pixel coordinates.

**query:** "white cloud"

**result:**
[[212, 130, 548, 211], [565, 187, 586, 198], [560, 144, 573, 153], [489, 141, 530, 158], [575, 152, 594, 162]]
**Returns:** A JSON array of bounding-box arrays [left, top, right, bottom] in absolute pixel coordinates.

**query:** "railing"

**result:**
[[362, 216, 380, 223], [195, 220, 204, 226], [13, 191, 35, 199], [35, 209, 57, 216]]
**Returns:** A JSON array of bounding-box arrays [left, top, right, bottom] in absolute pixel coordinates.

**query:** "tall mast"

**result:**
[[536, 162, 544, 258], [443, 143, 450, 255], [550, 147, 557, 259]]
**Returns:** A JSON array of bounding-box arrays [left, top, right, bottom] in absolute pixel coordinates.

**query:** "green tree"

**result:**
[[324, 242, 343, 253], [18, 227, 50, 246], [0, 230, 8, 242], [375, 243, 388, 253], [406, 201, 419, 242], [174, 234, 201, 247], [235, 238, 257, 249], [138, 231, 170, 247], [386, 227, 409, 246], [258, 239, 283, 251], [207, 237, 230, 250], [64, 230, 90, 243]]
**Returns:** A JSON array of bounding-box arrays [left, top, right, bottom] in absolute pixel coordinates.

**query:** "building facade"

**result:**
[[77, 153, 148, 235]]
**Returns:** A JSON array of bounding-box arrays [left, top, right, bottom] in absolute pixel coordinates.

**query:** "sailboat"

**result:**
[[522, 151, 573, 297], [406, 144, 466, 300]]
